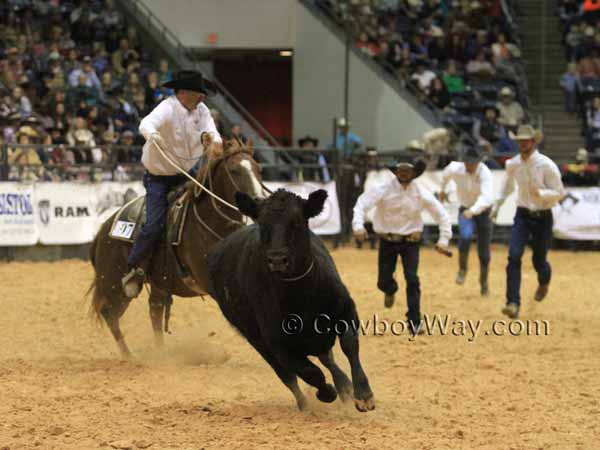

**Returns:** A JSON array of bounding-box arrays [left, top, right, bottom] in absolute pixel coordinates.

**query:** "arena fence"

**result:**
[[0, 144, 598, 261]]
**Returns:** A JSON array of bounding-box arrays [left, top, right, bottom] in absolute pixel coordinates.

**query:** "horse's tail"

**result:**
[[86, 234, 105, 324]]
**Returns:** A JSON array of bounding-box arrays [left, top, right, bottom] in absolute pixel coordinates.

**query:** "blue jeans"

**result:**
[[377, 238, 421, 325], [458, 208, 493, 271], [506, 208, 553, 306], [127, 171, 187, 269]]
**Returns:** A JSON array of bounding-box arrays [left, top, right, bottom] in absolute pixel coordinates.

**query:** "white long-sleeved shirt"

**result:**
[[498, 150, 565, 211], [139, 96, 222, 176], [352, 178, 452, 246], [440, 161, 494, 215]]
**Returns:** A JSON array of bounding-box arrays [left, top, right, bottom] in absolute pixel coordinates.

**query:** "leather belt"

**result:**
[[378, 232, 421, 243], [517, 207, 551, 218]]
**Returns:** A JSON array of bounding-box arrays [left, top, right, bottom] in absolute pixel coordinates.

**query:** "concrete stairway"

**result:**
[[518, 0, 583, 162]]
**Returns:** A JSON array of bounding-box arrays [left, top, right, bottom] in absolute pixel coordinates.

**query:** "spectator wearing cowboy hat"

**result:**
[[9, 125, 42, 168], [299, 134, 330, 182], [122, 69, 223, 298], [561, 148, 599, 186], [496, 87, 524, 132], [494, 125, 566, 318], [352, 155, 452, 334], [440, 145, 494, 295]]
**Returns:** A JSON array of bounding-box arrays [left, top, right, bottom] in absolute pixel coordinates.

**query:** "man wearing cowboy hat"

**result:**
[[122, 70, 223, 298], [496, 87, 524, 132], [352, 156, 452, 334], [440, 145, 494, 295], [494, 125, 565, 318]]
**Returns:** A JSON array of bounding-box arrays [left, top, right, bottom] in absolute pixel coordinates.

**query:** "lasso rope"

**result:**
[[153, 140, 240, 212]]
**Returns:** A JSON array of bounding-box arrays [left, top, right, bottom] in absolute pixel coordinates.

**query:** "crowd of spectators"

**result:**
[[315, 0, 528, 160], [0, 0, 241, 182], [558, 0, 600, 166]]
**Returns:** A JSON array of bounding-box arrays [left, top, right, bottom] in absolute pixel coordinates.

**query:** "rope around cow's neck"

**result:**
[[153, 141, 240, 212]]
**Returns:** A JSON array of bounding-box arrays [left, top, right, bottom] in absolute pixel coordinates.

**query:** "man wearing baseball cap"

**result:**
[[122, 70, 223, 298], [494, 125, 565, 318], [352, 155, 452, 335], [440, 145, 494, 295]]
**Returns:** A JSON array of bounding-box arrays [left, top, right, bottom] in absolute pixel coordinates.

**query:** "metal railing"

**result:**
[[116, 0, 280, 147]]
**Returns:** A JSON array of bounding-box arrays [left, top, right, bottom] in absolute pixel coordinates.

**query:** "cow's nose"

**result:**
[[266, 249, 290, 272]]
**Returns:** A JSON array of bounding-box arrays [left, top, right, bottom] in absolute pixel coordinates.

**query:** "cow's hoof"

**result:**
[[354, 395, 375, 412], [316, 384, 337, 403]]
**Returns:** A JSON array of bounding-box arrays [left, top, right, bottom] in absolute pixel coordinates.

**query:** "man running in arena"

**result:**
[[439, 145, 494, 296], [352, 156, 452, 335], [493, 125, 565, 318]]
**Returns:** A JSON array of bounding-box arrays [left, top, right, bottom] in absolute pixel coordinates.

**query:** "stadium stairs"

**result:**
[[114, 0, 279, 148], [519, 0, 584, 162]]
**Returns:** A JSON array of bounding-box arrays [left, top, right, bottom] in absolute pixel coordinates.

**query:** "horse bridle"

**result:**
[[192, 147, 261, 237]]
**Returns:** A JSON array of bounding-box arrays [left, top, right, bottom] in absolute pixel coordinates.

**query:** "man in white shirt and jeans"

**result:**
[[352, 156, 452, 334], [494, 125, 565, 318], [440, 145, 494, 296], [122, 70, 223, 298]]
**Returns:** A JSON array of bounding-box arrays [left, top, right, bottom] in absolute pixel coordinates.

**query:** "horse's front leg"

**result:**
[[338, 300, 375, 412], [148, 284, 172, 346]]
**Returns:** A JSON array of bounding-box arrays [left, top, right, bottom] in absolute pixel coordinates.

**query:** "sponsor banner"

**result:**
[[35, 183, 98, 245], [0, 182, 38, 246], [552, 188, 600, 240], [264, 181, 342, 235]]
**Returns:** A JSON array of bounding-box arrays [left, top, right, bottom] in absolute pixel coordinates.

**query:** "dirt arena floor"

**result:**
[[0, 244, 598, 450]]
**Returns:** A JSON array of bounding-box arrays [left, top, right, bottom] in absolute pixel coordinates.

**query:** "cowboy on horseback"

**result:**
[[122, 70, 223, 298]]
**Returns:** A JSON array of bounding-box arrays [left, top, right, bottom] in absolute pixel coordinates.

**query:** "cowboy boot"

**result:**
[[456, 250, 468, 285], [122, 267, 146, 298], [480, 264, 490, 297]]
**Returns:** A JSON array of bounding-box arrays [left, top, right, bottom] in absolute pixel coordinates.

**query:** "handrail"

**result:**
[[118, 0, 280, 147]]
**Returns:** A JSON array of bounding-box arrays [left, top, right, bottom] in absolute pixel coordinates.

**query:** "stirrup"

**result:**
[[122, 267, 145, 298]]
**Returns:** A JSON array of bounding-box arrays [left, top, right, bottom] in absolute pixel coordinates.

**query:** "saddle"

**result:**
[[109, 191, 189, 246]]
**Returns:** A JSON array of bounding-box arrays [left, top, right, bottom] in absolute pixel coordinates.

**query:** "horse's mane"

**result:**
[[184, 139, 255, 200]]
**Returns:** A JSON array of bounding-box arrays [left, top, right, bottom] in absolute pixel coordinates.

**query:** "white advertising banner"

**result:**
[[0, 182, 38, 246], [35, 183, 99, 245], [264, 181, 342, 235], [1, 177, 599, 245], [552, 188, 600, 240]]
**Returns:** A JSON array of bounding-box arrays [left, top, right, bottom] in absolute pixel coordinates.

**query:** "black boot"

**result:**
[[480, 264, 489, 297], [384, 293, 395, 308], [456, 250, 468, 285]]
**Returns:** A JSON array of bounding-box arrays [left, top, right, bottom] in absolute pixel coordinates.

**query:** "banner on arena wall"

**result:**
[[35, 183, 100, 245], [263, 181, 342, 235], [0, 182, 39, 246], [552, 188, 600, 240]]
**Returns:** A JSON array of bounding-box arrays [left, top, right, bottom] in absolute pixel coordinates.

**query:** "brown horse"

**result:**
[[88, 140, 264, 357]]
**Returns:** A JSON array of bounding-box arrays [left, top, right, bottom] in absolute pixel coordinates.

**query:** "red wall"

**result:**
[[214, 59, 292, 145]]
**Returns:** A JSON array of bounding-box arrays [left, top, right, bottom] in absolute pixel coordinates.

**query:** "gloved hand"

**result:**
[[201, 132, 214, 148], [438, 191, 449, 203], [150, 132, 166, 150], [463, 209, 474, 219]]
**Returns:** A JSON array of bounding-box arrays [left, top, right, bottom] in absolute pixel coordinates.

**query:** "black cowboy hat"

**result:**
[[298, 135, 319, 147], [386, 154, 426, 179], [162, 70, 217, 96], [462, 145, 483, 164]]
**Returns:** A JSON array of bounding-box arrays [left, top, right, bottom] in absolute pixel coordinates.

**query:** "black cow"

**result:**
[[207, 189, 375, 412]]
